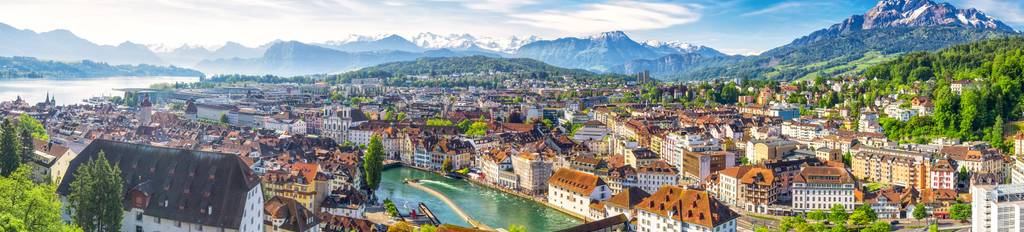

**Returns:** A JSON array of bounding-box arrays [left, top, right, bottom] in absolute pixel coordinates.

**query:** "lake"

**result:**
[[0, 76, 199, 105], [376, 167, 582, 231]]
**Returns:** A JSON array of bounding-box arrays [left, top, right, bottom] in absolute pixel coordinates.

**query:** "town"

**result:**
[[0, 66, 1017, 232]]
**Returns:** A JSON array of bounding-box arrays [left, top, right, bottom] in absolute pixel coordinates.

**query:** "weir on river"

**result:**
[[406, 180, 492, 230], [376, 167, 581, 232]]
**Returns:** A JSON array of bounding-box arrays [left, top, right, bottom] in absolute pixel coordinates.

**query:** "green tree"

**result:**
[[0, 166, 81, 232], [807, 210, 827, 221], [441, 157, 453, 173], [860, 221, 891, 232], [465, 121, 488, 137], [753, 226, 770, 232], [929, 223, 938, 232], [417, 224, 436, 232], [397, 112, 407, 121], [219, 114, 229, 124], [364, 135, 384, 193], [848, 204, 877, 226], [426, 119, 453, 126], [913, 203, 928, 221], [829, 224, 848, 232], [508, 224, 527, 232], [68, 151, 123, 232], [828, 204, 848, 225], [0, 119, 21, 176], [988, 115, 1006, 151], [950, 203, 971, 222], [383, 199, 399, 217], [387, 222, 414, 232], [16, 114, 47, 141]]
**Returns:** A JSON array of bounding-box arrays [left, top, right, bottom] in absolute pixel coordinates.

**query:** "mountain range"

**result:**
[[0, 0, 1016, 80], [633, 0, 1021, 81]]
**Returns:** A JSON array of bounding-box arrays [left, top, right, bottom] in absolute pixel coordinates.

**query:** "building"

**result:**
[[602, 187, 651, 221], [634, 186, 739, 232], [24, 139, 77, 184], [556, 214, 629, 232], [56, 140, 264, 232], [512, 152, 554, 195], [971, 184, 1024, 232], [139, 94, 153, 126], [851, 147, 930, 189], [413, 136, 474, 171], [635, 160, 679, 194], [930, 159, 957, 190], [547, 168, 613, 218], [716, 166, 781, 214], [744, 139, 797, 164], [625, 148, 660, 169], [264, 196, 321, 232], [791, 166, 857, 213], [682, 151, 736, 182], [322, 106, 368, 144], [262, 162, 330, 212]]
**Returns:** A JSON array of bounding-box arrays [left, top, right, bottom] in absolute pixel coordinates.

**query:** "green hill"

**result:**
[[0, 56, 203, 78]]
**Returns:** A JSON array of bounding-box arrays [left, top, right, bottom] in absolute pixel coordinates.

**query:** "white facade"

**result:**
[[792, 181, 856, 213], [972, 184, 1024, 232], [121, 184, 264, 232], [636, 208, 737, 232]]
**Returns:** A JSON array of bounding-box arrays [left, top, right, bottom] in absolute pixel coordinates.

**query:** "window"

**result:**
[[135, 226, 143, 232], [136, 212, 143, 221]]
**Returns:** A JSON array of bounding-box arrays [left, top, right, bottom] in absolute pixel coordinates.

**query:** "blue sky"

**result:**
[[0, 0, 1021, 54]]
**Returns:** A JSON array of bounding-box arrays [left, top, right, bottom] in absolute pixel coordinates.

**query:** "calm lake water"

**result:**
[[0, 76, 199, 105], [377, 167, 582, 231]]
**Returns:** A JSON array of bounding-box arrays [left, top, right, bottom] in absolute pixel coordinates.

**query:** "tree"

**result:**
[[859, 221, 891, 232], [849, 204, 877, 225], [508, 224, 527, 232], [441, 157, 453, 173], [426, 119, 453, 126], [417, 224, 436, 232], [913, 203, 928, 221], [465, 121, 488, 137], [929, 223, 938, 232], [829, 224, 848, 232], [0, 166, 81, 232], [219, 114, 229, 124], [828, 204, 848, 225], [950, 203, 971, 222], [68, 151, 123, 232], [387, 222, 414, 232], [0, 119, 21, 176], [753, 226, 770, 232], [807, 210, 827, 221], [364, 135, 384, 193], [383, 199, 399, 217], [397, 112, 407, 121], [17, 114, 47, 141]]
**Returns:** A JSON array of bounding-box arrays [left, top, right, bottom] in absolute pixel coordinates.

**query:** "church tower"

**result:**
[[139, 93, 152, 126]]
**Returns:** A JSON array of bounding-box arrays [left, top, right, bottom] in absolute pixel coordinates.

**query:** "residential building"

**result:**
[[634, 186, 739, 232], [56, 140, 264, 232], [682, 151, 736, 182], [971, 184, 1024, 232], [512, 152, 554, 195], [264, 196, 321, 232], [635, 160, 679, 194], [791, 166, 857, 213], [547, 168, 613, 218]]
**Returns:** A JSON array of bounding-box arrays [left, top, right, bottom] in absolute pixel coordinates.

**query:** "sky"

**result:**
[[0, 0, 1022, 55]]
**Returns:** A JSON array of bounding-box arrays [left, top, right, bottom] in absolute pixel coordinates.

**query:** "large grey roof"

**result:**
[[56, 139, 261, 229]]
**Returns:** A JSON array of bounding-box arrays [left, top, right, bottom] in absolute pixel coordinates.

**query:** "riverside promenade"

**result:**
[[405, 180, 494, 231]]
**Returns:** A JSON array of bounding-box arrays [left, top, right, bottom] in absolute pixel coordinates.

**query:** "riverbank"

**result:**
[[463, 175, 589, 221]]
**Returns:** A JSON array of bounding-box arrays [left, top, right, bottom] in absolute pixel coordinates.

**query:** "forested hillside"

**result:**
[[0, 56, 203, 78], [860, 37, 1024, 149]]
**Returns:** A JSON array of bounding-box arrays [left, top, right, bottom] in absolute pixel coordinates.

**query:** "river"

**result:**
[[0, 76, 199, 105], [376, 167, 582, 231]]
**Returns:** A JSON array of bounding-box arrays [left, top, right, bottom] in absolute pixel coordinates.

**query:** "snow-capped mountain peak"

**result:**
[[409, 32, 537, 54]]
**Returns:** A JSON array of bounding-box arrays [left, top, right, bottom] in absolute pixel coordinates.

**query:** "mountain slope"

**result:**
[[666, 0, 1020, 81], [513, 31, 724, 73], [0, 23, 164, 65], [0, 56, 202, 78], [195, 41, 498, 76], [320, 35, 424, 53], [328, 55, 596, 84]]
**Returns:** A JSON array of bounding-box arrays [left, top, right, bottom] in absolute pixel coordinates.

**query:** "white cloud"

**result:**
[[742, 2, 808, 17], [508, 1, 701, 34], [434, 0, 539, 12]]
